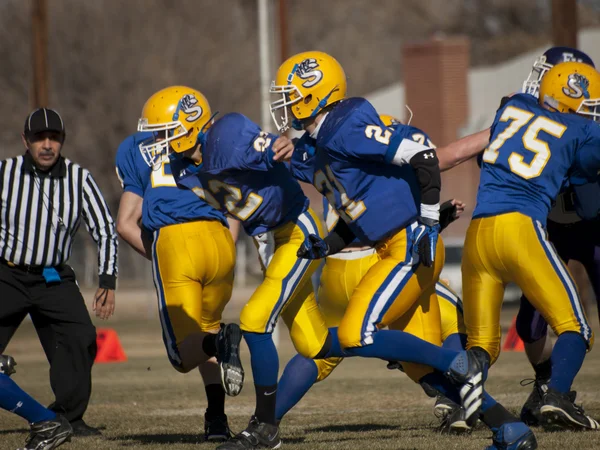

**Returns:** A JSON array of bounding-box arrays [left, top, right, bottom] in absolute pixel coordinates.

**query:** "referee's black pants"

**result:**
[[0, 263, 97, 422]]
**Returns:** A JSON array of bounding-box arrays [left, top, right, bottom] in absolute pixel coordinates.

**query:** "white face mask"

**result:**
[[137, 118, 188, 167], [269, 81, 303, 133], [522, 56, 552, 98]]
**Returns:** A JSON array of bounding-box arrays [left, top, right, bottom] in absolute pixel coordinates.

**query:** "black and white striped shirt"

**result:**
[[0, 154, 118, 288]]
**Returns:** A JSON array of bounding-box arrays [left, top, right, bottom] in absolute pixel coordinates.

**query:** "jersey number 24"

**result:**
[[483, 106, 567, 179]]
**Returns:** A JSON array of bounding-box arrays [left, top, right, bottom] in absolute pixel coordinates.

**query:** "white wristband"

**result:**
[[420, 203, 440, 221]]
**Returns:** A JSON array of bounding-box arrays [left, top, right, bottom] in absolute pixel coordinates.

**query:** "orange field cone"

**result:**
[[502, 317, 525, 352], [95, 328, 127, 363]]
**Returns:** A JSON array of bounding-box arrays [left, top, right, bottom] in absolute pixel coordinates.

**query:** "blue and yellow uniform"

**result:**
[[173, 113, 329, 359], [116, 132, 236, 371], [291, 97, 446, 382], [463, 92, 600, 363]]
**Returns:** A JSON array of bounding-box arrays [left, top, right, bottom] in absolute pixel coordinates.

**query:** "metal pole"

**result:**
[[552, 0, 577, 48], [32, 0, 49, 108], [258, 0, 273, 133]]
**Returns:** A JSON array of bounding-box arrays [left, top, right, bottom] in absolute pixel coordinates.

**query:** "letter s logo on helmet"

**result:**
[[179, 94, 203, 122], [295, 58, 323, 88], [562, 73, 590, 99]]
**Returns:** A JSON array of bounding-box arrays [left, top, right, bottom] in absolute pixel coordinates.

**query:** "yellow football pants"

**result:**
[[462, 212, 593, 364], [240, 209, 330, 359], [152, 220, 236, 371], [337, 224, 445, 382], [312, 247, 463, 383]]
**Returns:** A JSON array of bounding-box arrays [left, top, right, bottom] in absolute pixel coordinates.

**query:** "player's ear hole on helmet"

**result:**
[[304, 94, 313, 104]]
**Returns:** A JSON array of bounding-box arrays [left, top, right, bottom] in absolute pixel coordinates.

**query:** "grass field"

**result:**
[[2, 298, 600, 450]]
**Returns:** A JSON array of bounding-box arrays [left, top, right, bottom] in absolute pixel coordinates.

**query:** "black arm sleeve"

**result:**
[[323, 218, 357, 255], [409, 149, 441, 206]]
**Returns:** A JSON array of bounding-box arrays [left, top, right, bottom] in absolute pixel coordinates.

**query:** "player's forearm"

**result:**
[[116, 221, 151, 260], [437, 129, 490, 171]]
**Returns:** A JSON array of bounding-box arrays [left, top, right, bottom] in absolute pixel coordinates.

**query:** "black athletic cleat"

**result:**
[[519, 378, 548, 426], [19, 415, 72, 450], [0, 354, 17, 376], [438, 403, 472, 435], [216, 417, 281, 449], [433, 395, 457, 420], [540, 387, 599, 431], [445, 350, 485, 427], [217, 323, 245, 397], [205, 412, 232, 442]]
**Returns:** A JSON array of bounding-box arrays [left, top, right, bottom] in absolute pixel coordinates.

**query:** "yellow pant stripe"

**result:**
[[361, 259, 415, 345], [265, 210, 320, 333], [435, 282, 463, 316]]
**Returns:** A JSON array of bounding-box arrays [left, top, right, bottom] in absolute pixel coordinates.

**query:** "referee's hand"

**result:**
[[93, 288, 115, 320]]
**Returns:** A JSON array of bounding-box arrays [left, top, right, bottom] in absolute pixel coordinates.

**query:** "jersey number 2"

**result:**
[[192, 181, 263, 221], [314, 166, 366, 223], [483, 106, 567, 179]]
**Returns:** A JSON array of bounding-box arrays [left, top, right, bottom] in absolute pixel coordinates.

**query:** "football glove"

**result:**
[[297, 234, 330, 260], [439, 200, 459, 231], [412, 217, 440, 267]]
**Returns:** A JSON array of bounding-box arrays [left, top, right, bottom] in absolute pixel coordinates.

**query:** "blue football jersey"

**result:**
[[173, 113, 309, 236], [115, 132, 227, 232], [297, 97, 423, 246], [473, 93, 600, 224]]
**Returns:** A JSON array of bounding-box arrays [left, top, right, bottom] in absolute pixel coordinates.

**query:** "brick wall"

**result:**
[[403, 37, 478, 238]]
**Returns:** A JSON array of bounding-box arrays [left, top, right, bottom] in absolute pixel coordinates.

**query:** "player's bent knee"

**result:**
[[314, 357, 343, 382], [291, 335, 324, 359], [468, 340, 500, 365], [337, 324, 362, 350], [403, 362, 433, 383]]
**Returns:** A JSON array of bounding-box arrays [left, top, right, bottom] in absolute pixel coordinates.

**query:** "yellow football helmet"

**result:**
[[379, 114, 402, 127], [137, 86, 212, 166], [270, 51, 347, 133], [539, 61, 600, 122]]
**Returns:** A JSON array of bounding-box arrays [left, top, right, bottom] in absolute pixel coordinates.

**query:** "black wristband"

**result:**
[[323, 218, 356, 255], [99, 274, 116, 290]]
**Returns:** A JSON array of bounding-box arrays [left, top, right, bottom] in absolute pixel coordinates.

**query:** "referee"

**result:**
[[0, 108, 118, 436]]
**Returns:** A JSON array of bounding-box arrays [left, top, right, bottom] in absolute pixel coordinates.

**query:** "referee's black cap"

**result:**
[[24, 108, 65, 138]]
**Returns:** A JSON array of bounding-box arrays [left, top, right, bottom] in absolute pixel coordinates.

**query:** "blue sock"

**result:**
[[342, 330, 459, 372], [0, 374, 55, 423], [481, 391, 497, 414], [243, 332, 279, 386], [243, 332, 280, 424], [548, 332, 587, 393], [442, 333, 467, 351], [275, 355, 318, 421]]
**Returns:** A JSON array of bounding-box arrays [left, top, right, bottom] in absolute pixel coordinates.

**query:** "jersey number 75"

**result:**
[[483, 106, 567, 179]]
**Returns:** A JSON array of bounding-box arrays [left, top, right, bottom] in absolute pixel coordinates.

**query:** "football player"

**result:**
[[437, 47, 600, 427], [275, 115, 470, 433], [0, 354, 72, 450], [116, 86, 244, 441], [271, 51, 536, 449], [460, 60, 600, 431], [137, 86, 330, 450]]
